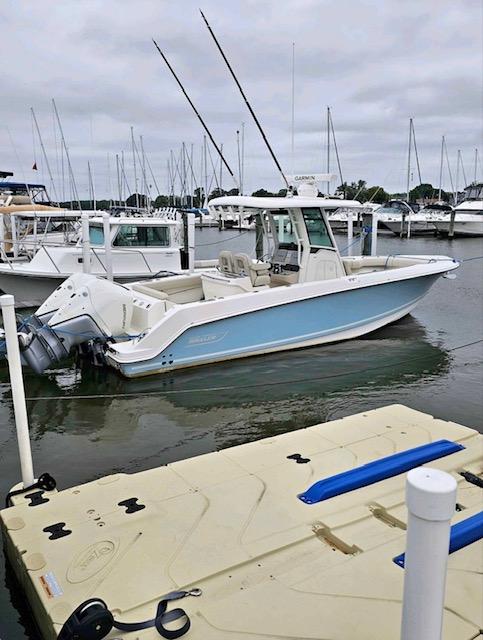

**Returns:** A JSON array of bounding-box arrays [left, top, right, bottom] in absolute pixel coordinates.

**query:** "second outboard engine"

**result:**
[[19, 275, 134, 374]]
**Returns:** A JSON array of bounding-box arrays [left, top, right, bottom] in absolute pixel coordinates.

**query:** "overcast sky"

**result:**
[[1, 0, 482, 200]]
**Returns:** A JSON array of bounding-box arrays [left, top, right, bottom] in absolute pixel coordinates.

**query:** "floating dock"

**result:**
[[1, 404, 482, 639]]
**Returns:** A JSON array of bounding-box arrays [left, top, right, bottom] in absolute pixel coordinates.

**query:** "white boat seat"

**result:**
[[218, 250, 235, 274], [233, 253, 271, 287], [131, 283, 169, 301]]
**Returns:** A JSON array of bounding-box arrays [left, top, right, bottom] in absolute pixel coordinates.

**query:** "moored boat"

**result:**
[[17, 193, 459, 377]]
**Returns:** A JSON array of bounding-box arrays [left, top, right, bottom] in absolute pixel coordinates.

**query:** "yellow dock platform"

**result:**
[[1, 404, 482, 639]]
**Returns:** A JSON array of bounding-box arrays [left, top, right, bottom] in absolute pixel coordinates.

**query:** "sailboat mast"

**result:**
[[411, 119, 422, 185], [87, 161, 96, 210], [438, 136, 444, 201], [31, 108, 59, 204], [241, 122, 245, 195], [406, 118, 412, 201], [326, 106, 330, 195], [329, 109, 344, 191], [291, 42, 295, 174], [130, 126, 139, 209], [52, 99, 81, 210], [116, 154, 122, 206]]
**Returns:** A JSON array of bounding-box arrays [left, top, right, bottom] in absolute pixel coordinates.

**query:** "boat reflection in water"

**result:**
[[14, 315, 451, 451]]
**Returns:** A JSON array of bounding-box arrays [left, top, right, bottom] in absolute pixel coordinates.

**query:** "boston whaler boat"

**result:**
[[17, 188, 459, 377]]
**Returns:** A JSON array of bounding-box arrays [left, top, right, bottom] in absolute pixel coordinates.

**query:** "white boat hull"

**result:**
[[434, 220, 483, 237]]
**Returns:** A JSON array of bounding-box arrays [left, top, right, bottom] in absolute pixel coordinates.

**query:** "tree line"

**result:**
[[58, 181, 451, 210]]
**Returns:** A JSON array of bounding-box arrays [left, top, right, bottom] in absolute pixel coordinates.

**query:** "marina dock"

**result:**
[[2, 404, 481, 639]]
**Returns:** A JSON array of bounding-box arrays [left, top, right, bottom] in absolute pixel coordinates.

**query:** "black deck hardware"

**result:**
[[5, 472, 57, 508], [118, 497, 146, 514], [25, 491, 49, 507], [43, 522, 72, 540], [287, 453, 311, 464], [460, 471, 483, 488]]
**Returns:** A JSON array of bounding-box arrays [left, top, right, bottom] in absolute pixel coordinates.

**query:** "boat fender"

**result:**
[[58, 589, 202, 639], [5, 472, 56, 508]]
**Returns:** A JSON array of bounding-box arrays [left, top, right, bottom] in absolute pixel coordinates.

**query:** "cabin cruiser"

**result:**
[[328, 203, 380, 233], [376, 200, 437, 236], [433, 182, 483, 237], [16, 193, 459, 377], [0, 212, 204, 307]]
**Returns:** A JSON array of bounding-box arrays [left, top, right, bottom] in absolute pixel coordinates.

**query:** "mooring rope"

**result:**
[[17, 337, 483, 402]]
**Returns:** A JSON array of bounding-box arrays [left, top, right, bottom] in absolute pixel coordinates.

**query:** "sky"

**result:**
[[1, 0, 482, 200]]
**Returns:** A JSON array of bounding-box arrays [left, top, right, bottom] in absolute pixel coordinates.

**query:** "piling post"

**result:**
[[361, 212, 372, 256], [448, 209, 456, 239], [187, 213, 195, 273], [400, 467, 456, 640], [81, 212, 91, 274], [371, 212, 378, 256], [347, 212, 354, 256], [102, 212, 113, 281], [1, 295, 35, 488]]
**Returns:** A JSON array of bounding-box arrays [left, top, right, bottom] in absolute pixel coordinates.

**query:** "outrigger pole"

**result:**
[[200, 10, 290, 190], [152, 39, 238, 188]]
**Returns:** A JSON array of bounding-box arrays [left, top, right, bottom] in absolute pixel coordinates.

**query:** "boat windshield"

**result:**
[[465, 184, 483, 200], [89, 225, 104, 245], [113, 224, 170, 247], [302, 207, 333, 247]]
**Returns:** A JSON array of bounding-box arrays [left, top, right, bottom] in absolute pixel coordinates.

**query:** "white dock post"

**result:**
[[400, 467, 457, 640], [102, 212, 113, 281], [371, 212, 378, 256], [187, 212, 195, 273], [1, 295, 35, 488], [347, 212, 354, 256], [81, 212, 91, 274]]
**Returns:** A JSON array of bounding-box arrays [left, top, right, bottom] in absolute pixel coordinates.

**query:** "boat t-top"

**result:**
[[17, 187, 459, 377]]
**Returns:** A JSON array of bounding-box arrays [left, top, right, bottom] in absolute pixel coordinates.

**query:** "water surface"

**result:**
[[0, 231, 482, 638]]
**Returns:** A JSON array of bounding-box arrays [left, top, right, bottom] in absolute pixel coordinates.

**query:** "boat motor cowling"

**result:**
[[20, 275, 135, 374]]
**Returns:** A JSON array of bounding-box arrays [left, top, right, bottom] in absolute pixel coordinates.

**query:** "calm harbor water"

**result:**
[[0, 229, 482, 638]]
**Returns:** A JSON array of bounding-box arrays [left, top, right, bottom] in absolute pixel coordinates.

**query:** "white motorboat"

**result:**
[[0, 212, 203, 308], [376, 200, 438, 236], [18, 193, 459, 377], [433, 182, 483, 237]]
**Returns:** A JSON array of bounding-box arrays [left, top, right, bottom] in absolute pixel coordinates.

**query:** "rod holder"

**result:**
[[1, 295, 35, 488], [400, 467, 457, 640]]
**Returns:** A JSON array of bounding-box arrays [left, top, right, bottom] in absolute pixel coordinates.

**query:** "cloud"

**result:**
[[1, 0, 481, 196]]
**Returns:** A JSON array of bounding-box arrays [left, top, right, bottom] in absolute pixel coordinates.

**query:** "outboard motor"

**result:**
[[18, 275, 134, 374]]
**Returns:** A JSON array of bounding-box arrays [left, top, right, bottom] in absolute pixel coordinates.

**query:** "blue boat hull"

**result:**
[[119, 274, 440, 377]]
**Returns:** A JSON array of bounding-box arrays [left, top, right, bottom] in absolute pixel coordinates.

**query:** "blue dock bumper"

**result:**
[[298, 439, 465, 505], [393, 510, 483, 568]]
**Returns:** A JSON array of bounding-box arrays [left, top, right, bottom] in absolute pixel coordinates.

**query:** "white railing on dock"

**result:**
[[0, 295, 35, 488]]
